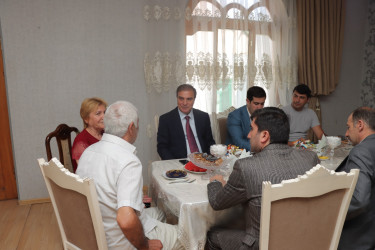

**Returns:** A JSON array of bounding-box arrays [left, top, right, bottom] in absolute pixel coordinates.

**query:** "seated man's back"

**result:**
[[77, 101, 181, 250], [206, 107, 320, 249], [77, 134, 146, 249]]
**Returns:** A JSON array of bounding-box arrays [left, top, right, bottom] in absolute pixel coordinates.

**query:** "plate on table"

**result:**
[[162, 169, 188, 180], [184, 161, 207, 174]]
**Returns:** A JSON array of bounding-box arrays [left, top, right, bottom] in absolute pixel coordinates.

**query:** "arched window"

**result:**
[[185, 0, 297, 113]]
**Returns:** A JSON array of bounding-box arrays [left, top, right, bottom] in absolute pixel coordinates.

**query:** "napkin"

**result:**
[[239, 150, 252, 159], [210, 144, 227, 157]]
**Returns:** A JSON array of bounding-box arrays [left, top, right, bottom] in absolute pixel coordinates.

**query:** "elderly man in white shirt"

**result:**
[[76, 101, 182, 250]]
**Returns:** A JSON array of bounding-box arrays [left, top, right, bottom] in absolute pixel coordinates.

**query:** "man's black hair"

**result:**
[[352, 107, 375, 131], [247, 86, 266, 102], [251, 107, 290, 144], [293, 84, 311, 98]]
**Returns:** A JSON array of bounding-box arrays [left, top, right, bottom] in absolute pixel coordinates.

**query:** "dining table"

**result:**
[[149, 143, 352, 250], [317, 143, 352, 170], [150, 158, 241, 250]]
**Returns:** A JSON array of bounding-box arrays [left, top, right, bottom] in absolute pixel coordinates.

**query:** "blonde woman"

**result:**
[[71, 97, 107, 171]]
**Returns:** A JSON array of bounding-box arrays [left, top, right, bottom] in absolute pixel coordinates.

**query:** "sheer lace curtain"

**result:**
[[142, 0, 298, 151], [185, 0, 298, 116], [143, 2, 187, 95], [143, 0, 187, 166]]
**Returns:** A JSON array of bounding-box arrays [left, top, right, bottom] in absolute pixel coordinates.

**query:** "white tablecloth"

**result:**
[[150, 159, 239, 250], [319, 144, 352, 170], [149, 145, 352, 249]]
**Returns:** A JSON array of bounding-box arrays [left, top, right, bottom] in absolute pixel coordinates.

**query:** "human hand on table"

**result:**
[[210, 174, 226, 186]]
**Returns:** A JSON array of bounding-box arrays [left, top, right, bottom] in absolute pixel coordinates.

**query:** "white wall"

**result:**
[[0, 0, 186, 200], [319, 0, 369, 136]]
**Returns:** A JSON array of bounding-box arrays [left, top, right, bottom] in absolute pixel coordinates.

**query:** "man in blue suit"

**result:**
[[336, 107, 375, 250], [157, 84, 215, 160], [226, 86, 266, 151]]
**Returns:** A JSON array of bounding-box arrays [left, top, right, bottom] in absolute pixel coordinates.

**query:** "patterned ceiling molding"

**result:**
[[143, 5, 183, 21]]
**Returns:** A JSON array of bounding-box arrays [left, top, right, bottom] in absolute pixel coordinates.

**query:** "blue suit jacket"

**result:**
[[226, 105, 251, 151], [157, 107, 215, 160], [336, 134, 375, 250]]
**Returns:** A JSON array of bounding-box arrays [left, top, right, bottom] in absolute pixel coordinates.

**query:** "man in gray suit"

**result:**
[[206, 107, 320, 249], [336, 107, 375, 250]]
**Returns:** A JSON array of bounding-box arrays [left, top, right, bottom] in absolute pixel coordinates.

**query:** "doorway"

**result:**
[[0, 34, 18, 200]]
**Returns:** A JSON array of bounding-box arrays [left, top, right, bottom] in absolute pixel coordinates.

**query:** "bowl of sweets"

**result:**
[[188, 152, 231, 179]]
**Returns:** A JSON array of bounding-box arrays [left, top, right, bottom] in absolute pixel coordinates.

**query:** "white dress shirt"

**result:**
[[247, 107, 251, 123], [76, 133, 157, 250]]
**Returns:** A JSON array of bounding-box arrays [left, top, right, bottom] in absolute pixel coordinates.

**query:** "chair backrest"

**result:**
[[38, 158, 108, 250], [307, 97, 321, 143], [45, 124, 79, 172], [217, 117, 228, 144], [216, 106, 236, 144], [259, 164, 359, 250]]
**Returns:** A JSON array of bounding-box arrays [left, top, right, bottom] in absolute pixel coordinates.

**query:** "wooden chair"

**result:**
[[38, 158, 108, 250], [307, 96, 322, 143], [216, 106, 236, 144], [45, 124, 79, 172], [217, 117, 228, 145], [259, 164, 359, 250]]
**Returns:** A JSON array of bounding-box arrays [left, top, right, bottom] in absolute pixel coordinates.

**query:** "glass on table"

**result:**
[[326, 136, 342, 162]]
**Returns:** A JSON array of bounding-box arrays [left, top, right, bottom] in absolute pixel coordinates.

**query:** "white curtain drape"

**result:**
[[143, 1, 188, 172], [142, 0, 298, 151], [185, 0, 298, 114]]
